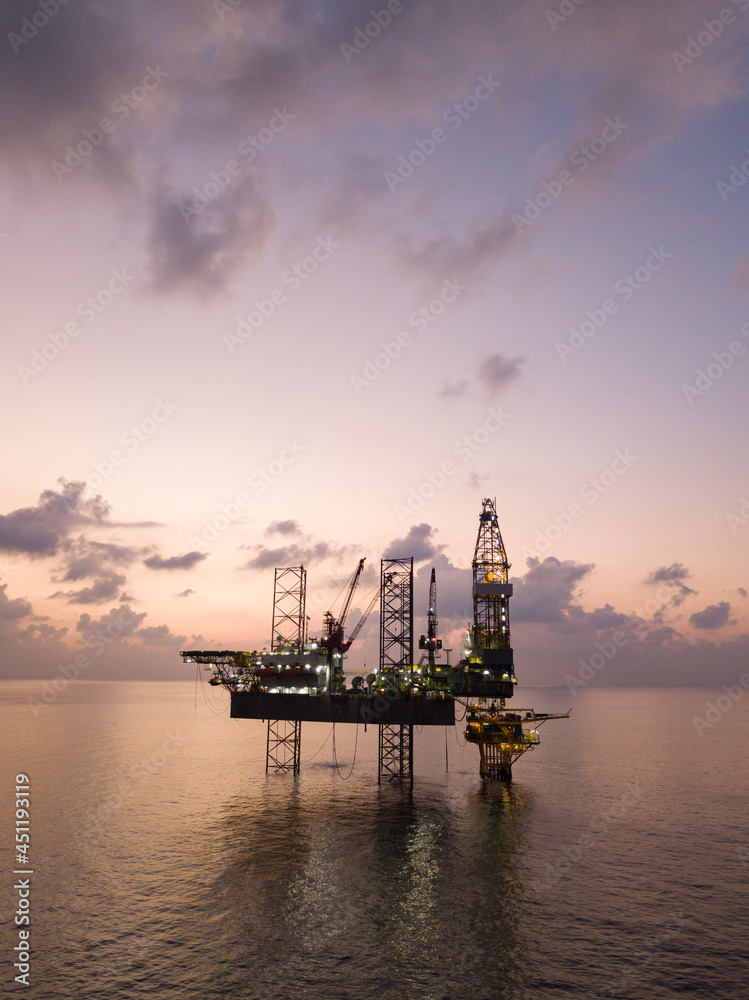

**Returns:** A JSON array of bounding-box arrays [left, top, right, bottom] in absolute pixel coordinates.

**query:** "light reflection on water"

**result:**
[[1, 681, 747, 1000]]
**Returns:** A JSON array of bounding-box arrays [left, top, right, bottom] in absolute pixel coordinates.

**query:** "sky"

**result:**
[[1, 0, 748, 691]]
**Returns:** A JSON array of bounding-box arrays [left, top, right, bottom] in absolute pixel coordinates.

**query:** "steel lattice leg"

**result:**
[[266, 719, 301, 774], [378, 724, 413, 784]]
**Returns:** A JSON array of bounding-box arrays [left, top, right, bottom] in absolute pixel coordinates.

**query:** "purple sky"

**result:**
[[1, 0, 748, 689]]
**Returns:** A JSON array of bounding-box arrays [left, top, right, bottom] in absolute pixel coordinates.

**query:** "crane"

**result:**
[[321, 558, 365, 652], [346, 574, 391, 648]]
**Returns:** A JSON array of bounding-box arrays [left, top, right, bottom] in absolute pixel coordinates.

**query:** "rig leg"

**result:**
[[378, 724, 413, 785], [478, 741, 513, 781], [266, 719, 302, 774]]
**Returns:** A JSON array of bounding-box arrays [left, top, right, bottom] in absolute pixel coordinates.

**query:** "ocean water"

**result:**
[[1, 680, 747, 999]]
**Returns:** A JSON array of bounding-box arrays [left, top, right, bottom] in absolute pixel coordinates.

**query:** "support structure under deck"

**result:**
[[266, 718, 302, 774], [378, 724, 413, 784], [266, 566, 306, 773]]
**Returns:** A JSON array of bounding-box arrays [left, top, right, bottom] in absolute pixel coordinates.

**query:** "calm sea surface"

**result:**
[[1, 681, 747, 999]]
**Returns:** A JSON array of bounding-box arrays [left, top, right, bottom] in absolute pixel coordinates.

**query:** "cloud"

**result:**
[[439, 352, 524, 399], [176, 589, 195, 598], [689, 602, 735, 630], [144, 551, 207, 570], [397, 216, 520, 282], [266, 519, 301, 536], [0, 480, 110, 557], [384, 523, 446, 564], [244, 539, 353, 570], [739, 588, 748, 599], [54, 538, 142, 582], [51, 572, 128, 605], [511, 556, 595, 625], [146, 173, 274, 293], [645, 562, 698, 605], [76, 604, 147, 639], [136, 624, 186, 646], [0, 584, 33, 621]]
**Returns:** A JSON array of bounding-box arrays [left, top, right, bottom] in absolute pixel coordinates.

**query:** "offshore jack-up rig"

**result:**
[[181, 500, 568, 783]]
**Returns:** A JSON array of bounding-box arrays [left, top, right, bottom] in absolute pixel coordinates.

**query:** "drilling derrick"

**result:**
[[470, 498, 515, 688], [463, 499, 568, 780]]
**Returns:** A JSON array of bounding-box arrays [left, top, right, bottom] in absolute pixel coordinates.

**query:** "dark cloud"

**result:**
[[266, 520, 301, 536], [54, 538, 141, 582], [51, 572, 127, 605], [564, 602, 630, 631], [738, 588, 747, 599], [136, 624, 186, 646], [244, 540, 352, 570], [3, 0, 743, 296], [645, 562, 698, 605], [689, 602, 734, 630], [176, 588, 195, 598], [76, 604, 146, 639], [0, 480, 109, 557], [414, 554, 472, 625], [397, 216, 519, 283], [385, 523, 445, 564], [511, 557, 594, 625], [144, 551, 207, 571], [439, 353, 524, 399], [646, 563, 690, 584], [146, 173, 274, 293], [0, 584, 33, 621]]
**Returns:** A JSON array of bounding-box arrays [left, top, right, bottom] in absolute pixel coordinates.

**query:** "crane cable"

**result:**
[[332, 720, 359, 779], [195, 663, 229, 715], [304, 724, 334, 763]]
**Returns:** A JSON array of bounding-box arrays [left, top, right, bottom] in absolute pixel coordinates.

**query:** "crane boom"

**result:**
[[345, 575, 388, 647], [338, 558, 365, 629]]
